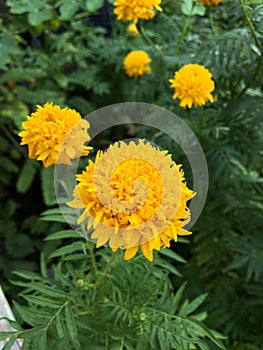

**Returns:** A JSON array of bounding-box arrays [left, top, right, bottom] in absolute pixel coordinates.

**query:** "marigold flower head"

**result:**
[[124, 51, 152, 78], [67, 140, 195, 262], [19, 103, 91, 167], [114, 0, 162, 24], [198, 0, 220, 6], [127, 23, 140, 37], [169, 64, 215, 108]]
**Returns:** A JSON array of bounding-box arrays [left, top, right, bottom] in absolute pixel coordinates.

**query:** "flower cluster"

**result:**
[[19, 103, 91, 167], [18, 1, 216, 262], [118, 3, 216, 108]]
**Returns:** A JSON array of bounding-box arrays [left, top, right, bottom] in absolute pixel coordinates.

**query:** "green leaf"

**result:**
[[44, 230, 80, 241], [0, 332, 19, 342], [0, 33, 20, 70], [22, 295, 62, 308], [41, 208, 63, 216], [192, 3, 205, 16], [37, 330, 47, 350], [155, 260, 182, 277], [172, 282, 187, 313], [2, 335, 20, 350], [86, 0, 104, 13], [16, 159, 39, 194], [13, 302, 51, 326], [40, 166, 57, 206], [158, 249, 187, 263], [0, 156, 19, 173], [1, 101, 29, 129], [48, 241, 83, 259], [12, 270, 43, 281], [179, 294, 207, 316], [183, 319, 226, 349], [6, 0, 29, 14], [28, 8, 52, 26], [55, 313, 64, 340], [40, 215, 67, 223], [59, 1, 79, 20], [22, 283, 68, 299], [64, 303, 80, 346], [181, 0, 193, 16]]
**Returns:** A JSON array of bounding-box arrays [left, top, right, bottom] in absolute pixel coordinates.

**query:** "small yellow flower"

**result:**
[[198, 0, 220, 6], [68, 140, 195, 262], [114, 0, 162, 24], [169, 64, 215, 108], [19, 103, 91, 167], [124, 51, 152, 78], [127, 23, 140, 37]]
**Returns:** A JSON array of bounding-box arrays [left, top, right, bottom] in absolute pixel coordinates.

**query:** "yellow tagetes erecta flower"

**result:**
[[127, 23, 140, 37], [67, 140, 195, 262], [124, 51, 151, 78], [169, 64, 215, 108], [114, 0, 162, 24], [19, 103, 91, 167], [198, 0, 220, 6]]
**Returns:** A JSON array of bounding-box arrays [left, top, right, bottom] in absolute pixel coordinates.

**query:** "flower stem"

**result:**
[[0, 124, 26, 156], [209, 8, 217, 36], [176, 17, 192, 55], [138, 24, 163, 56], [96, 252, 119, 288], [239, 0, 261, 49], [85, 239, 99, 276]]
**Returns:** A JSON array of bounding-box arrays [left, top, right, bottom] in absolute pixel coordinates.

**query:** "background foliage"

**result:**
[[0, 0, 262, 349]]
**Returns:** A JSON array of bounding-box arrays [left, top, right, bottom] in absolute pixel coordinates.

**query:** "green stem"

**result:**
[[209, 8, 217, 36], [176, 17, 192, 55], [97, 251, 118, 286], [239, 0, 261, 49], [85, 239, 99, 276], [138, 24, 163, 56], [0, 124, 26, 156]]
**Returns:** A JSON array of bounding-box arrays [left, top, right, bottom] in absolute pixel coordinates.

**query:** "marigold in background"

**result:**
[[169, 64, 215, 108], [198, 0, 220, 5], [124, 51, 152, 78], [19, 103, 91, 167], [114, 0, 162, 24], [68, 140, 195, 262], [127, 23, 139, 37]]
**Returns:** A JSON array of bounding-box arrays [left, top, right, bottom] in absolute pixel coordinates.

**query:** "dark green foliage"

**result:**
[[0, 228, 225, 349]]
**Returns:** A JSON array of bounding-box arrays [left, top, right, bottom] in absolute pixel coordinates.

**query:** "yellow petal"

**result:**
[[124, 246, 138, 260], [140, 242, 153, 262]]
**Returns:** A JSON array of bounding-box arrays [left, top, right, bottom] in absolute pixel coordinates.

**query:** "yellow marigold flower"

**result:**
[[198, 0, 220, 6], [169, 64, 215, 108], [67, 140, 195, 262], [124, 51, 152, 78], [19, 103, 91, 167], [114, 0, 162, 24], [127, 23, 140, 37]]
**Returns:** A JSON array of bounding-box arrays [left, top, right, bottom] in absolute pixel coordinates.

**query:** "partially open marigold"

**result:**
[[67, 140, 195, 261], [19, 103, 91, 167], [124, 51, 152, 78], [114, 0, 162, 24], [198, 0, 220, 6], [169, 64, 215, 108], [127, 23, 140, 37]]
